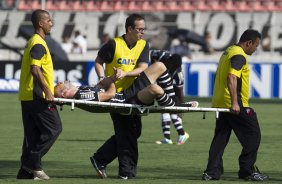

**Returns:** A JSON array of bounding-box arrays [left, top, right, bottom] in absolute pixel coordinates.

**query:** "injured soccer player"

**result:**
[[54, 60, 198, 108]]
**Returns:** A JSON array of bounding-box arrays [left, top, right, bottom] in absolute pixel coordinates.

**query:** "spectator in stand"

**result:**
[[71, 40, 83, 54], [73, 30, 87, 54], [61, 36, 72, 54]]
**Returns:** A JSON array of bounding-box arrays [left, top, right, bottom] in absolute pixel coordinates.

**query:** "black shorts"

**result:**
[[123, 72, 151, 104]]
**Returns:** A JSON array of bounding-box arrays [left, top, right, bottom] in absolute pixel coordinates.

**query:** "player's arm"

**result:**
[[98, 83, 116, 102], [174, 86, 184, 103], [122, 62, 148, 77], [30, 44, 53, 102], [96, 67, 118, 89], [96, 70, 118, 102], [173, 70, 185, 103], [228, 54, 246, 114]]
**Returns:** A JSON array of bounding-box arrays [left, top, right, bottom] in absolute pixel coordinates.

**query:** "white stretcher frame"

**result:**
[[54, 98, 230, 118]]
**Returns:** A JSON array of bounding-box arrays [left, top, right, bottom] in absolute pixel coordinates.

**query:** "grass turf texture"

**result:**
[[0, 93, 282, 184]]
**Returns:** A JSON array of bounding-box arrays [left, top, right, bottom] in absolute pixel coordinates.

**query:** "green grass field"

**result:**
[[0, 93, 282, 184]]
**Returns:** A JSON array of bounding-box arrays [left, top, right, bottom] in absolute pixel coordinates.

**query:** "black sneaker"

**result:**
[[239, 165, 268, 181], [90, 156, 107, 179], [240, 172, 268, 181], [202, 172, 218, 181], [179, 101, 199, 107], [21, 166, 50, 180], [239, 166, 268, 181], [16, 168, 34, 179]]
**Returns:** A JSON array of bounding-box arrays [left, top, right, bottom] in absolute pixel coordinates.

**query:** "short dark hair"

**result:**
[[31, 9, 49, 29], [125, 14, 144, 33], [239, 29, 261, 43]]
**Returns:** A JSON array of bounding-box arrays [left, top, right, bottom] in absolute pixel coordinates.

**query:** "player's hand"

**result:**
[[114, 67, 126, 79], [45, 91, 54, 102], [230, 103, 240, 114]]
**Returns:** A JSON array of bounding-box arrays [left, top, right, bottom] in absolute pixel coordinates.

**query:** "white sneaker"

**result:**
[[33, 170, 50, 180], [177, 132, 190, 145], [119, 175, 129, 180], [155, 138, 173, 145], [22, 166, 50, 180]]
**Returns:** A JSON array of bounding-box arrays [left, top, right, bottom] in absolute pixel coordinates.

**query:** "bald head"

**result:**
[[31, 9, 49, 29]]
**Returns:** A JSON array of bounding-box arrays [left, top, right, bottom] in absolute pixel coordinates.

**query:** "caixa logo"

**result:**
[[0, 78, 19, 92], [116, 58, 136, 65]]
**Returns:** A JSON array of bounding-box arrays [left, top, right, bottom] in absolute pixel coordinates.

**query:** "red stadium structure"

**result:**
[[1, 0, 282, 12]]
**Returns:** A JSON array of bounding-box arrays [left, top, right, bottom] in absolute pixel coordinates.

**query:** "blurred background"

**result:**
[[1, 0, 282, 99]]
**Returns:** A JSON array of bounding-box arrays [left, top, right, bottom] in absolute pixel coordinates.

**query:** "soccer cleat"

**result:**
[[202, 172, 218, 181], [177, 132, 190, 145], [90, 156, 107, 179], [155, 138, 173, 145], [22, 166, 50, 180], [179, 101, 199, 108]]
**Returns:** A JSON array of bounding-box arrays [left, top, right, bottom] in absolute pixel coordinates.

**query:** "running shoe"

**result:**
[[155, 138, 173, 144], [90, 155, 107, 179], [177, 132, 190, 145], [22, 166, 50, 180], [239, 165, 268, 181], [202, 172, 218, 181]]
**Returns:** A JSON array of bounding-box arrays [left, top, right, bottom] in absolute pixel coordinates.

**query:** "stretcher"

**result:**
[[54, 98, 230, 118]]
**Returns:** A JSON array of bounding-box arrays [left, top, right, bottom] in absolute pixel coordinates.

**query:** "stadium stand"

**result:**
[[10, 0, 282, 12]]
